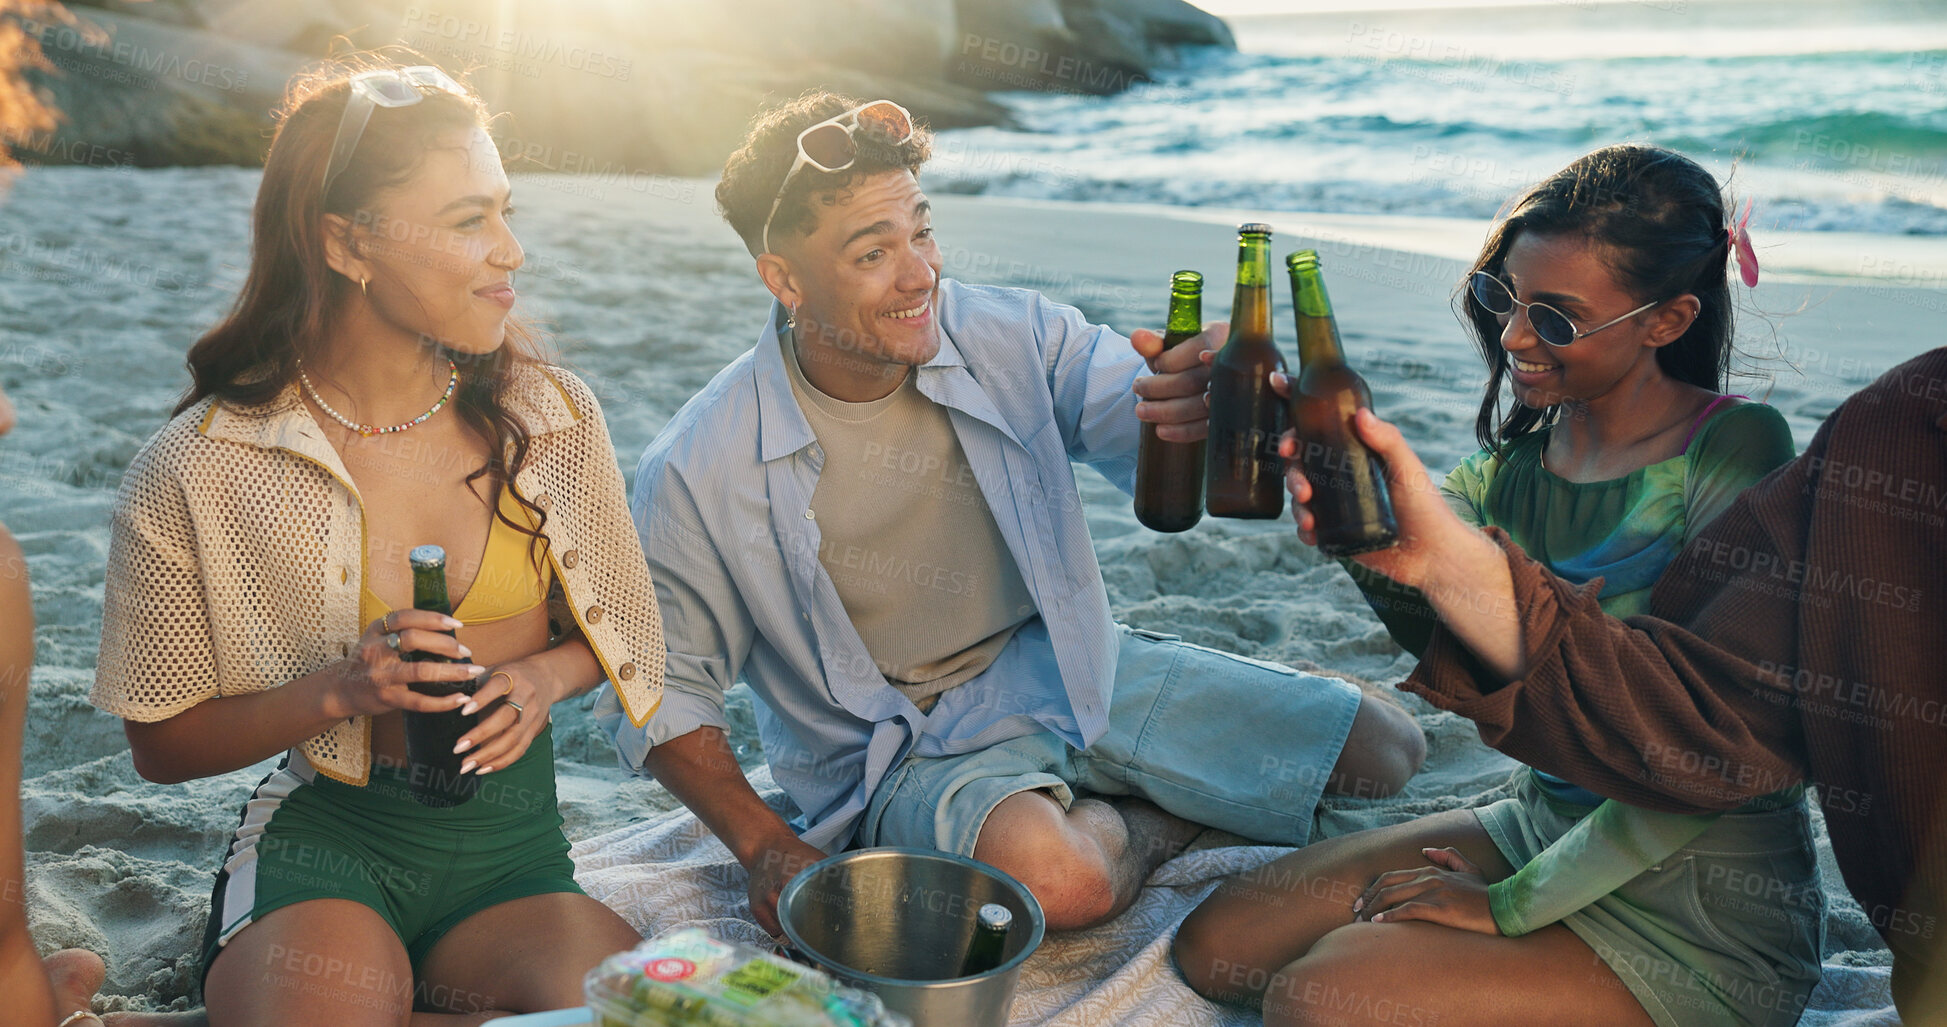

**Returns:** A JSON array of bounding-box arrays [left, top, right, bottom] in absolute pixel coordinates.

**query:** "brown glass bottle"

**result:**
[[401, 544, 481, 807], [1285, 250, 1398, 556], [1205, 224, 1287, 519], [1133, 270, 1207, 532]]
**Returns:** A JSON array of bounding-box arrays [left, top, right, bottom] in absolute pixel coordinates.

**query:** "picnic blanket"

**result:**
[[569, 766, 1900, 1026]]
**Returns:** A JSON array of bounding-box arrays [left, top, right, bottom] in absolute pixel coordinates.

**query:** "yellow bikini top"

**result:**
[[360, 486, 553, 626]]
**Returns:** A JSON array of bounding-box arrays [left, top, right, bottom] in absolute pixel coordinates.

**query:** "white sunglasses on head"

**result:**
[[322, 65, 470, 203], [759, 100, 916, 256]]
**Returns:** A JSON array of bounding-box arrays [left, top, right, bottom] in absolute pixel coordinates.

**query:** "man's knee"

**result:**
[[974, 797, 1118, 929], [1328, 696, 1426, 800], [986, 832, 1118, 928]]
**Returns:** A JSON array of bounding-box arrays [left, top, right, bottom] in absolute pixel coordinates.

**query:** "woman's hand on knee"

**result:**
[[1353, 846, 1501, 935]]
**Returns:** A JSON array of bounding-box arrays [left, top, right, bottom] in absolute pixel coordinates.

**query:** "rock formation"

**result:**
[[7, 0, 1234, 173]]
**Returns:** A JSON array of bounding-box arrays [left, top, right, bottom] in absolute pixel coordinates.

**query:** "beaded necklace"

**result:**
[[298, 358, 459, 437]]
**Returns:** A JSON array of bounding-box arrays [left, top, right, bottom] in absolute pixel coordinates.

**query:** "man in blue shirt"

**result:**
[[602, 93, 1426, 936]]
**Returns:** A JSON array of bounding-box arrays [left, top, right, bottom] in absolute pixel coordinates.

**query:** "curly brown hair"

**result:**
[[716, 91, 934, 257]]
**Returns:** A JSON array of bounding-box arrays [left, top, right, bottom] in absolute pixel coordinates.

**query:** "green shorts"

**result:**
[[1476, 770, 1824, 1027], [199, 721, 583, 993]]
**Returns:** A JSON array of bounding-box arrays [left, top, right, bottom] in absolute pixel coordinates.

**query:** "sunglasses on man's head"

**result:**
[[1468, 270, 1661, 348], [760, 100, 916, 256]]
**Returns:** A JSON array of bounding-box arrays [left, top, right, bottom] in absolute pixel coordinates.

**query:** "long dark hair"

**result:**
[[177, 53, 547, 544], [1461, 144, 1735, 454]]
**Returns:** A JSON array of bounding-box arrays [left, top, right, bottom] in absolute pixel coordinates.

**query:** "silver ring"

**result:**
[[505, 700, 525, 714], [385, 631, 401, 651]]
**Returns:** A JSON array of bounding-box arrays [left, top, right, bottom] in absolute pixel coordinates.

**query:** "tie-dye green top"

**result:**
[[1348, 399, 1798, 936], [1438, 400, 1795, 622]]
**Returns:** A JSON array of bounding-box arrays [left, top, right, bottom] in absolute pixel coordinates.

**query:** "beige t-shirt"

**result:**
[[784, 334, 1037, 708]]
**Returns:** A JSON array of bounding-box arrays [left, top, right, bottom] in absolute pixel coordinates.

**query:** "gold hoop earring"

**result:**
[[359, 276, 369, 297]]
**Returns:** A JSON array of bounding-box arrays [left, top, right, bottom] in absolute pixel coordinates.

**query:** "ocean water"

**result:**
[[931, 0, 1947, 244]]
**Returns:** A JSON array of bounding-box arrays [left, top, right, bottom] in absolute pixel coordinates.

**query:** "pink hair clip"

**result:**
[[1728, 198, 1759, 288]]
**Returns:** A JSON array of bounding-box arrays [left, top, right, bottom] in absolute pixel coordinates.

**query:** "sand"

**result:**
[[0, 165, 1938, 1015]]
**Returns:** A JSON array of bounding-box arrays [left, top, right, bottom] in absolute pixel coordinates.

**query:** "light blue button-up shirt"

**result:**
[[597, 279, 1151, 851]]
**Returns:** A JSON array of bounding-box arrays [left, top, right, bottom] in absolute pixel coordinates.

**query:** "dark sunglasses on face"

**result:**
[[1468, 270, 1661, 348]]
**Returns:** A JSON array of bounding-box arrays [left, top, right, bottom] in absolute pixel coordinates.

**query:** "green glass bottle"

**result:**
[[959, 903, 1013, 977], [1285, 250, 1398, 556], [401, 545, 481, 807], [1133, 270, 1207, 533], [1205, 224, 1287, 519]]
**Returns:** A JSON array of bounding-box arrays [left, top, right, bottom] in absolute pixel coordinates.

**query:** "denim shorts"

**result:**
[[857, 625, 1364, 857], [1477, 770, 1824, 1027]]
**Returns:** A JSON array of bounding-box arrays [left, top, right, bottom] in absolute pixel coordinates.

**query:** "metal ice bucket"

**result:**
[[777, 847, 1046, 1027]]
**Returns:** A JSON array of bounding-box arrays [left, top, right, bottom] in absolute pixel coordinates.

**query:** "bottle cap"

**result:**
[[976, 903, 1012, 931], [1238, 222, 1274, 237], [408, 544, 447, 570]]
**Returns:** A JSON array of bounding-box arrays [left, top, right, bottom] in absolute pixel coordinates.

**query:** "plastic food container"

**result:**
[[584, 928, 912, 1027]]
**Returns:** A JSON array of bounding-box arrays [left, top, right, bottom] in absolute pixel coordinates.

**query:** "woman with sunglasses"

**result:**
[[1175, 145, 1820, 1027], [89, 58, 661, 1024]]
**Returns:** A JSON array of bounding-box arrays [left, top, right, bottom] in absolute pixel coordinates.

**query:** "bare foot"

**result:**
[[43, 949, 208, 1027], [43, 948, 106, 1022]]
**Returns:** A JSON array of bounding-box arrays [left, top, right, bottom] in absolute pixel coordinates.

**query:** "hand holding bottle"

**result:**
[[1274, 394, 1530, 678], [329, 609, 482, 721], [1129, 320, 1225, 444], [1269, 386, 1450, 588]]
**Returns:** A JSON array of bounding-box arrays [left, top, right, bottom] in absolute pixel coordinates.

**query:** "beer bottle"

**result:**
[[1133, 270, 1207, 533], [401, 545, 482, 807], [1285, 250, 1398, 556], [1205, 223, 1287, 519], [959, 903, 1013, 977]]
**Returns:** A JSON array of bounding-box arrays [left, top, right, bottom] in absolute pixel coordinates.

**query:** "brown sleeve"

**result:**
[[1403, 471, 1815, 813]]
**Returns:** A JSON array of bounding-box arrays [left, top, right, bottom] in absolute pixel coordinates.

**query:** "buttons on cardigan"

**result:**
[[618, 662, 636, 681], [534, 493, 553, 511], [561, 549, 580, 569], [586, 604, 605, 624]]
